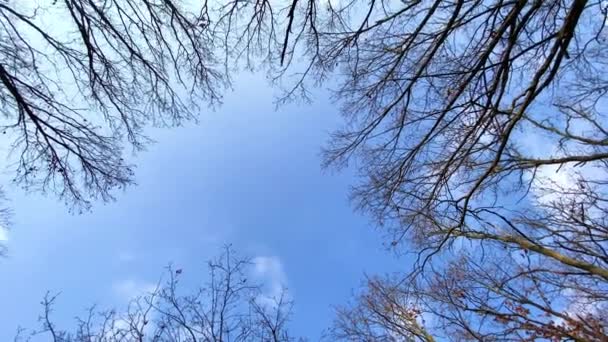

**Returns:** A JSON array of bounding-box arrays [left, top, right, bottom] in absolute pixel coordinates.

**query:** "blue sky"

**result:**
[[0, 73, 402, 340]]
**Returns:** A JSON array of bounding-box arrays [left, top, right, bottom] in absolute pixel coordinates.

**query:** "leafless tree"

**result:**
[[4, 0, 608, 339], [221, 0, 608, 340], [330, 276, 436, 342], [16, 247, 296, 341], [0, 0, 225, 211]]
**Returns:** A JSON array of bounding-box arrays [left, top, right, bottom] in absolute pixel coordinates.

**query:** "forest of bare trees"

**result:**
[[16, 247, 296, 341], [1, 0, 607, 340]]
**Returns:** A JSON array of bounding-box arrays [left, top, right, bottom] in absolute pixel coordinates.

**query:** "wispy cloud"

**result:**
[[519, 119, 608, 208], [112, 279, 157, 300], [252, 256, 288, 307], [0, 227, 7, 242]]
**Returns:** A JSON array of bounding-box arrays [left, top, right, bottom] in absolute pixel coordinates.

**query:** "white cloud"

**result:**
[[252, 256, 288, 307], [553, 288, 604, 328], [0, 227, 7, 241], [517, 125, 607, 208], [530, 159, 607, 216], [112, 279, 157, 300], [105, 279, 159, 338], [531, 163, 578, 205]]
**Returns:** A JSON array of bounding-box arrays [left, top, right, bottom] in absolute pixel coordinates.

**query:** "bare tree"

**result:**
[[0, 0, 224, 211], [16, 247, 296, 341], [4, 0, 608, 339], [331, 276, 435, 342], [222, 0, 608, 340]]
